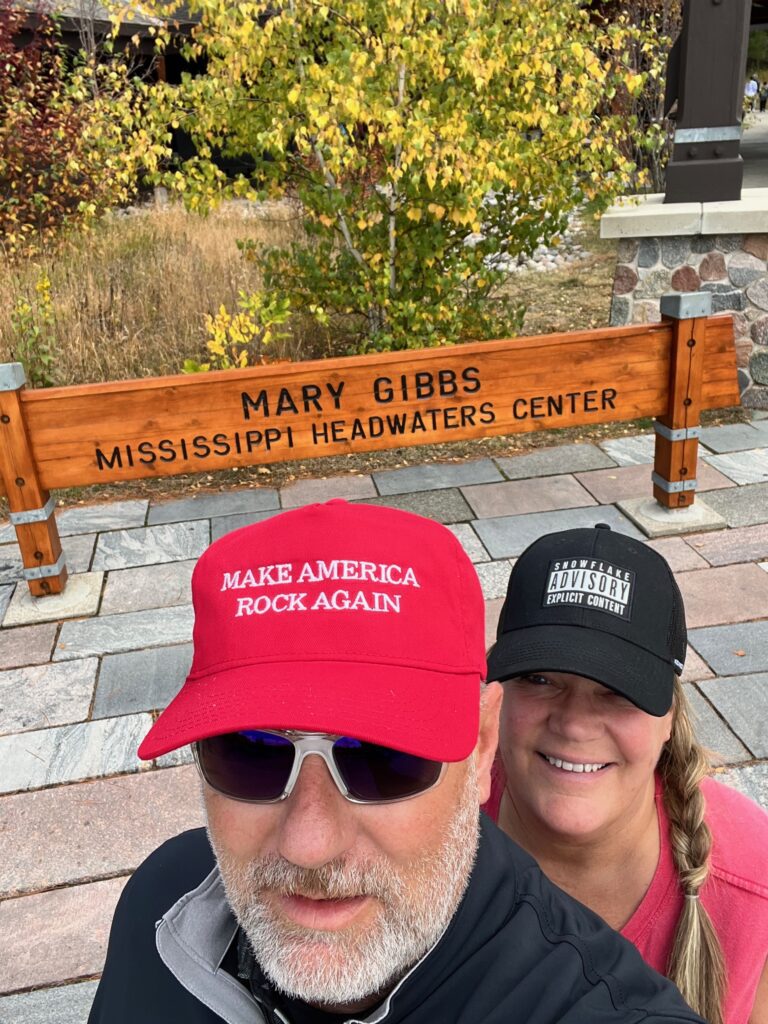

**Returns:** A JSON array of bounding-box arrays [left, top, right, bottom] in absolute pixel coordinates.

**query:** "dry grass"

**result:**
[[0, 200, 306, 385]]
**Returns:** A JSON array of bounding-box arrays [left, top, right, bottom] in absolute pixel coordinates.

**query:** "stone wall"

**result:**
[[608, 234, 768, 409]]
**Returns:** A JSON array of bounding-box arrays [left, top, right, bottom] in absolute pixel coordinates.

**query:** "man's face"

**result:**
[[204, 684, 501, 1014]]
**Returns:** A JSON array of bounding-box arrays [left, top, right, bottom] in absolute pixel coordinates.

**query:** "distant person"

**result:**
[[484, 525, 768, 1024], [760, 81, 768, 114], [746, 75, 759, 111], [89, 504, 705, 1023]]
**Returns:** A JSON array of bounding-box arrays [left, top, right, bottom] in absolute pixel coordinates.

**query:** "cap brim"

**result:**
[[138, 662, 480, 762], [486, 624, 673, 716]]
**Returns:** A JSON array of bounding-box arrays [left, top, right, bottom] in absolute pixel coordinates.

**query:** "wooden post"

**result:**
[[663, 0, 751, 203], [0, 364, 67, 596], [653, 293, 709, 510]]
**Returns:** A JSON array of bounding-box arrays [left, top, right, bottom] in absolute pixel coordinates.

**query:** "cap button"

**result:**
[[595, 523, 612, 531]]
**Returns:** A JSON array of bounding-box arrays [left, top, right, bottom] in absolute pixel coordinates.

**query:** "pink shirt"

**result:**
[[483, 766, 768, 1024]]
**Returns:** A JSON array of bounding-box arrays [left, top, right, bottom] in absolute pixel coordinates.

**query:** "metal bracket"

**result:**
[[652, 472, 697, 493], [0, 363, 27, 392], [660, 292, 712, 320], [653, 422, 702, 442], [673, 126, 741, 144], [23, 551, 67, 581], [9, 496, 56, 525]]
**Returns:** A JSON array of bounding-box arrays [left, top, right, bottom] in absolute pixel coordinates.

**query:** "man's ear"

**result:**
[[475, 682, 502, 805]]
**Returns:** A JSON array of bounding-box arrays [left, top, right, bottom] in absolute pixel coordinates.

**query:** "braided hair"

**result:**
[[657, 677, 726, 1024]]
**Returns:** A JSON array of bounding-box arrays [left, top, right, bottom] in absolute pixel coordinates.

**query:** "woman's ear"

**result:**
[[475, 682, 502, 804]]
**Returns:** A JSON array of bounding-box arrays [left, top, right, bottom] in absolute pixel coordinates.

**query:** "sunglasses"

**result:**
[[194, 729, 446, 805]]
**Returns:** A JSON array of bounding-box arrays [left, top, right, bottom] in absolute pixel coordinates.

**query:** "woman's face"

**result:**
[[498, 672, 673, 843]]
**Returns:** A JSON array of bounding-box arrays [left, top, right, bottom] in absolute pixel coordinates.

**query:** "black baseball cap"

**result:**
[[486, 525, 686, 716]]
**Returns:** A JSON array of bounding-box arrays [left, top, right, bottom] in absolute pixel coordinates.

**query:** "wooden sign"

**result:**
[[16, 318, 737, 490], [0, 298, 740, 596]]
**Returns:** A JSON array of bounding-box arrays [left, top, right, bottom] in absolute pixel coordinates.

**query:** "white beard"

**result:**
[[210, 765, 480, 1010]]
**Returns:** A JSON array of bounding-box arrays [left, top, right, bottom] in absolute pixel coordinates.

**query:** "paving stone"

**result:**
[[210, 510, 280, 542], [703, 448, 768, 485], [0, 621, 57, 670], [3, 572, 103, 627], [698, 674, 768, 758], [717, 762, 768, 810], [684, 684, 750, 765], [354, 489, 473, 524], [54, 605, 194, 661], [688, 620, 768, 676], [0, 658, 97, 736], [0, 714, 150, 794], [617, 497, 725, 537], [280, 475, 376, 507], [484, 597, 505, 650], [55, 500, 148, 536], [599, 434, 656, 466], [93, 644, 192, 718], [643, 538, 709, 572], [92, 521, 210, 571], [493, 444, 616, 480], [475, 560, 514, 600], [685, 523, 768, 566], [676, 564, 768, 628], [0, 876, 127, 994], [446, 523, 490, 563], [680, 645, 714, 683], [462, 475, 596, 519], [698, 420, 768, 452], [155, 744, 195, 768], [0, 534, 95, 585], [100, 561, 194, 615], [0, 981, 98, 1024], [148, 488, 279, 525], [575, 462, 732, 505], [372, 459, 503, 496], [0, 585, 13, 624], [62, 534, 97, 575], [0, 766, 203, 897], [702, 482, 768, 527], [472, 506, 642, 559]]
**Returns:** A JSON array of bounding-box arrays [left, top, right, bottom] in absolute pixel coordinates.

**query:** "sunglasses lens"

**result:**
[[333, 737, 443, 802], [197, 730, 295, 801]]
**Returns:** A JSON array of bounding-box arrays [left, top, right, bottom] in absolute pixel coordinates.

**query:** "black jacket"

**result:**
[[89, 816, 704, 1023]]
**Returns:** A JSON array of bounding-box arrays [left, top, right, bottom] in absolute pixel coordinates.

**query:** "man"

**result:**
[[89, 500, 704, 1024]]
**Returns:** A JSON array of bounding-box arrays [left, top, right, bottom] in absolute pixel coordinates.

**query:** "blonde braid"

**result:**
[[658, 678, 726, 1024]]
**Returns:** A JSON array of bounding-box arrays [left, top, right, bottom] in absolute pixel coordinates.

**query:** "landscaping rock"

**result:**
[[635, 268, 672, 298], [727, 251, 766, 289], [742, 385, 768, 410], [610, 295, 631, 326], [613, 265, 639, 295], [699, 252, 728, 281], [691, 235, 718, 254], [617, 238, 639, 264], [751, 316, 768, 347], [748, 277, 768, 312], [660, 236, 691, 269], [745, 234, 768, 261], [736, 337, 754, 368], [714, 234, 745, 254], [751, 350, 768, 386], [671, 265, 701, 291], [637, 238, 661, 269]]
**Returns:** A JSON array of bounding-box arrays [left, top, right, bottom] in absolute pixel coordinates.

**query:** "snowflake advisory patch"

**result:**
[[543, 557, 635, 620]]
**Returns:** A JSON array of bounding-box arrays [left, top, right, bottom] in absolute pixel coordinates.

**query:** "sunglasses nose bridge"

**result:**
[[289, 742, 349, 800]]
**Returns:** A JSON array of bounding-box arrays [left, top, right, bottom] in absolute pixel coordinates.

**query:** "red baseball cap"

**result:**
[[138, 500, 486, 762]]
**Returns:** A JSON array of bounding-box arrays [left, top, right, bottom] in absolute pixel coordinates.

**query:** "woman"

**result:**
[[483, 524, 768, 1024]]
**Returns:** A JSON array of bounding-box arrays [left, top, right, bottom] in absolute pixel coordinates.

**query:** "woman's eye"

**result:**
[[518, 673, 552, 687]]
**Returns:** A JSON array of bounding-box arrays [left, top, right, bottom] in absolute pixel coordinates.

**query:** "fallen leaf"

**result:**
[[734, 650, 746, 657]]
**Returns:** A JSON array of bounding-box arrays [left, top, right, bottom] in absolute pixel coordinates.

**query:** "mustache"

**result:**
[[242, 855, 404, 902]]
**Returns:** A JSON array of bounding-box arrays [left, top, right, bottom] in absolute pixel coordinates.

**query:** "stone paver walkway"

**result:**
[[2, 423, 768, 1022]]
